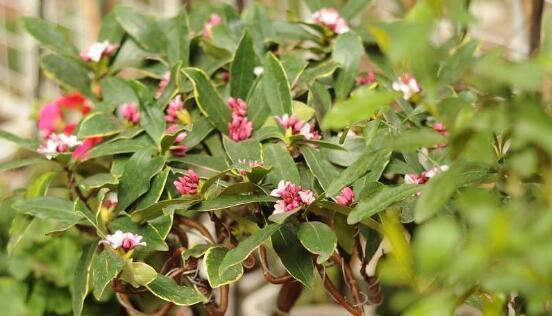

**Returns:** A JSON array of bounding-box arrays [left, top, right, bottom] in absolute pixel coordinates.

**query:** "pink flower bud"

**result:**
[[203, 14, 222, 39], [356, 72, 376, 86], [174, 169, 200, 195], [336, 187, 355, 207], [101, 230, 146, 251], [433, 122, 448, 137], [155, 72, 171, 100], [312, 8, 349, 34], [120, 103, 140, 124], [80, 41, 118, 63], [228, 97, 248, 116], [228, 113, 253, 142]]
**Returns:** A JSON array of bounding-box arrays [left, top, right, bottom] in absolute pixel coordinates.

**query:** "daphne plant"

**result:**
[[2, 1, 552, 316]]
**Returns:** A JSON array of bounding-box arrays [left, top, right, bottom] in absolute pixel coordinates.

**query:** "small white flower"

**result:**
[[270, 180, 288, 197], [254, 66, 264, 76], [424, 165, 449, 178], [80, 41, 118, 63], [37, 133, 82, 159], [299, 124, 315, 140], [392, 74, 421, 100], [101, 230, 146, 251]]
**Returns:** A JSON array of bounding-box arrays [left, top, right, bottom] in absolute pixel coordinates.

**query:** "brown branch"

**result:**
[[258, 246, 294, 284], [273, 281, 304, 316], [170, 226, 189, 248], [177, 216, 215, 244], [117, 293, 173, 316], [205, 285, 230, 316], [331, 254, 363, 308], [112, 279, 148, 295], [316, 263, 364, 316], [529, 0, 545, 55], [161, 247, 185, 274]]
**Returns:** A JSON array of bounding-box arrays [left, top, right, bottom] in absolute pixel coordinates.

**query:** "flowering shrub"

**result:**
[[2, 1, 552, 315]]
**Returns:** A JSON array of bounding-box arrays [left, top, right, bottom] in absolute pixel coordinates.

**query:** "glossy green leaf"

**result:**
[[116, 150, 166, 212], [79, 173, 118, 191], [263, 53, 292, 115], [297, 221, 337, 264], [100, 77, 139, 108], [182, 244, 211, 261], [0, 130, 39, 151], [146, 274, 205, 306], [92, 249, 124, 299], [98, 10, 125, 43], [182, 117, 215, 149], [192, 195, 276, 212], [389, 128, 446, 152], [165, 10, 191, 65], [223, 136, 262, 164], [322, 88, 398, 129], [184, 68, 232, 132], [230, 31, 256, 99], [263, 143, 300, 185], [77, 113, 122, 139], [12, 197, 83, 230], [22, 17, 77, 57], [0, 158, 46, 173], [204, 246, 244, 288], [135, 168, 170, 210], [40, 54, 94, 100], [72, 243, 96, 316], [131, 198, 198, 223], [170, 154, 228, 172], [348, 185, 420, 224], [115, 6, 166, 53], [332, 32, 363, 99], [340, 0, 374, 20], [85, 135, 154, 160], [120, 261, 157, 287], [272, 223, 315, 288], [247, 80, 271, 129], [301, 146, 338, 190], [220, 223, 281, 274]]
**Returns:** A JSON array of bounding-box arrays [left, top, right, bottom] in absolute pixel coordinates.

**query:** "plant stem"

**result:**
[[273, 281, 304, 316]]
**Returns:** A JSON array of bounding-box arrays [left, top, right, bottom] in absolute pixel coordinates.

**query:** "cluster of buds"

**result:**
[[203, 14, 222, 39], [336, 187, 355, 207], [155, 72, 171, 99], [80, 41, 118, 63], [174, 169, 200, 195], [275, 114, 321, 141], [392, 74, 421, 100], [37, 133, 82, 159], [101, 231, 146, 252], [119, 103, 140, 125], [356, 72, 376, 86], [270, 180, 315, 214], [312, 8, 350, 34], [405, 165, 449, 185], [227, 97, 253, 142], [165, 96, 191, 125]]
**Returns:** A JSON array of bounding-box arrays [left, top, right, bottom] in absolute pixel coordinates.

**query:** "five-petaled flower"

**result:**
[[270, 180, 315, 214], [80, 41, 118, 63], [120, 103, 140, 125], [37, 133, 82, 159], [203, 14, 222, 39], [336, 187, 355, 207], [392, 74, 421, 100], [174, 169, 200, 195], [312, 8, 350, 34], [101, 231, 146, 251]]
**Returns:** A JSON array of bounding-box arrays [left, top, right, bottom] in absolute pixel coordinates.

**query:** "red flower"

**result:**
[[38, 93, 91, 137], [72, 137, 103, 161]]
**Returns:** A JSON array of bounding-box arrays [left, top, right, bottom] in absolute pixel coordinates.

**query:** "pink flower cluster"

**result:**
[[336, 187, 355, 207], [80, 41, 118, 63], [119, 103, 140, 125], [203, 14, 222, 39], [227, 97, 253, 142], [312, 8, 350, 34], [275, 114, 321, 140], [101, 230, 146, 251], [165, 96, 186, 124], [356, 72, 376, 86], [174, 169, 200, 195], [405, 165, 449, 185], [270, 180, 315, 214], [155, 72, 171, 99], [37, 133, 82, 159], [392, 73, 421, 100]]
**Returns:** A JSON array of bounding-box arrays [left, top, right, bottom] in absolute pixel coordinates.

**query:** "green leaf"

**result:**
[[22, 17, 77, 57], [222, 136, 262, 164], [220, 223, 282, 274], [322, 88, 398, 129], [40, 54, 94, 100], [262, 53, 292, 115], [146, 274, 205, 306], [230, 31, 256, 100], [247, 80, 271, 129], [183, 68, 232, 132], [170, 154, 228, 173], [183, 117, 215, 149], [115, 6, 166, 53], [98, 10, 125, 43], [340, 0, 374, 20], [298, 60, 340, 87], [414, 164, 462, 223], [100, 77, 139, 109], [92, 249, 125, 299], [77, 113, 122, 139], [390, 128, 446, 152], [204, 247, 244, 288], [192, 195, 276, 212], [263, 143, 300, 185], [326, 149, 391, 196], [117, 150, 166, 212], [12, 197, 83, 230], [139, 103, 167, 148], [272, 223, 315, 288], [332, 32, 363, 99], [0, 158, 47, 173], [182, 244, 211, 261], [120, 261, 157, 287], [108, 216, 168, 251], [72, 243, 96, 316], [301, 146, 338, 190], [135, 168, 170, 210], [0, 130, 39, 150], [85, 135, 154, 160], [165, 10, 191, 65], [79, 173, 118, 191], [348, 185, 420, 224], [131, 198, 198, 223], [297, 221, 337, 264]]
